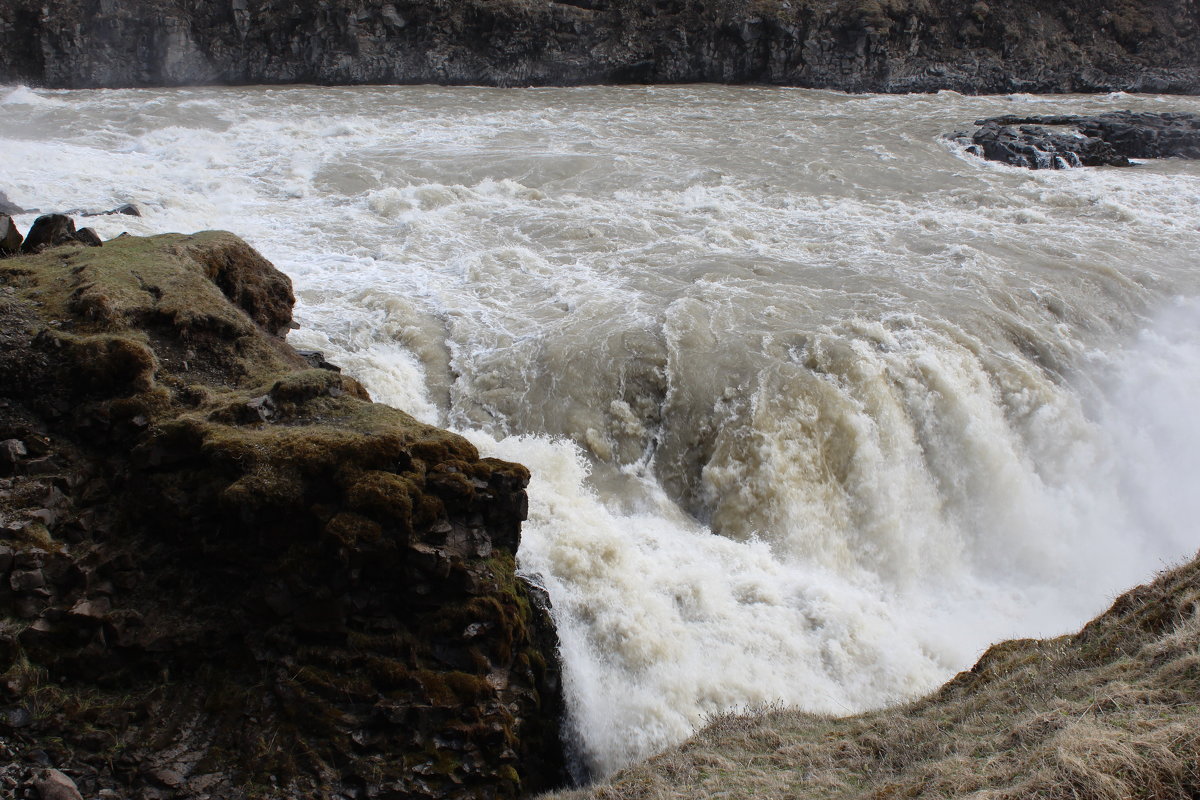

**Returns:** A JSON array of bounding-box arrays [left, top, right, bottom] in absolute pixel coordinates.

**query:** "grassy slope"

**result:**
[[550, 553, 1200, 800]]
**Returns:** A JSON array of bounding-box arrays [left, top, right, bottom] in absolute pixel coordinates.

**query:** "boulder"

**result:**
[[953, 111, 1200, 169], [21, 215, 79, 253], [0, 216, 21, 257], [33, 768, 84, 800], [74, 227, 103, 247]]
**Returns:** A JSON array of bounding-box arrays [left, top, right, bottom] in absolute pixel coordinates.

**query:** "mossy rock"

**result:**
[[0, 231, 567, 800]]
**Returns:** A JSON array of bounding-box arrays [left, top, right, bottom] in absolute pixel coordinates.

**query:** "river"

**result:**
[[2, 83, 1199, 777]]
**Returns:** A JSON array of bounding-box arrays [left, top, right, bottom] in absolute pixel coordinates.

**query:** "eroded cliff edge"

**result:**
[[1, 0, 1198, 93], [0, 230, 567, 799]]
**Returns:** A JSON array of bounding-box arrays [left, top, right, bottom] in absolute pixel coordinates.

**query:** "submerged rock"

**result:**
[[953, 111, 1200, 169], [0, 232, 567, 799]]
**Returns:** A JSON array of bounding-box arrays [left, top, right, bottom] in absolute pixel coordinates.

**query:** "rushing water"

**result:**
[[3, 84, 1200, 777]]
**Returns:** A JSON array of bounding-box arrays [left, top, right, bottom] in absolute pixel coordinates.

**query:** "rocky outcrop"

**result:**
[[952, 110, 1200, 168], [0, 0, 1198, 92], [0, 229, 566, 799]]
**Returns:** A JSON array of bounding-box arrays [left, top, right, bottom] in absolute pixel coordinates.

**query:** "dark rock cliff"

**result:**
[[0, 0, 1198, 92], [0, 229, 567, 799]]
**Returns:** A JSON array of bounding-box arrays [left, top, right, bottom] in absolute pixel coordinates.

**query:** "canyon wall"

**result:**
[[0, 0, 1198, 92]]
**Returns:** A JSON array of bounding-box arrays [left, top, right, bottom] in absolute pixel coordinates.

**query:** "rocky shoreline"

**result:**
[[0, 0, 1198, 93], [950, 110, 1200, 168], [0, 218, 568, 799]]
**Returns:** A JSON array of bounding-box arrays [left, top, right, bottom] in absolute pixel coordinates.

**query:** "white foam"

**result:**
[[1, 85, 63, 106]]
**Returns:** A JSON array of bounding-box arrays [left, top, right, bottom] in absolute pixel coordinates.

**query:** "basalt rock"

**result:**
[[0, 232, 567, 799], [0, 0, 1198, 93], [953, 110, 1200, 169]]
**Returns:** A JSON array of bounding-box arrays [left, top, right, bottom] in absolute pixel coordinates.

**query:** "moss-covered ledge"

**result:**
[[0, 232, 567, 799]]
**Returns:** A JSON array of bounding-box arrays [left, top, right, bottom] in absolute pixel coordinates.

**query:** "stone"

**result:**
[[954, 111, 1200, 169], [0, 705, 32, 730], [20, 215, 79, 254], [33, 768, 84, 800], [0, 191, 23, 216], [10, 568, 46, 593], [295, 349, 342, 372], [13, 549, 47, 570], [82, 204, 141, 217], [0, 439, 26, 475], [0, 215, 21, 257], [68, 597, 111, 619], [73, 227, 103, 247]]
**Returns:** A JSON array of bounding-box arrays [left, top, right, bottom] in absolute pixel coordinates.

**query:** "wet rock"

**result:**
[[82, 204, 141, 218], [33, 768, 84, 800], [295, 349, 342, 372], [20, 215, 79, 254], [954, 111, 1200, 169], [0, 215, 22, 257]]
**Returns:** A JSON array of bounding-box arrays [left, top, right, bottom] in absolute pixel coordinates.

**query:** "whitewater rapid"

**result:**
[[2, 84, 1199, 777]]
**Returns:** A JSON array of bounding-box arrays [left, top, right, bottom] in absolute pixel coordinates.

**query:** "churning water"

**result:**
[[3, 84, 1199, 776]]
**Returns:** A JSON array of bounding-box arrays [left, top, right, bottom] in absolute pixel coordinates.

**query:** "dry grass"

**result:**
[[547, 553, 1200, 800]]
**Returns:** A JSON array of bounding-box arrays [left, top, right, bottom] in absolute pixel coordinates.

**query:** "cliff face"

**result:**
[[0, 0, 1198, 92], [0, 230, 566, 799]]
